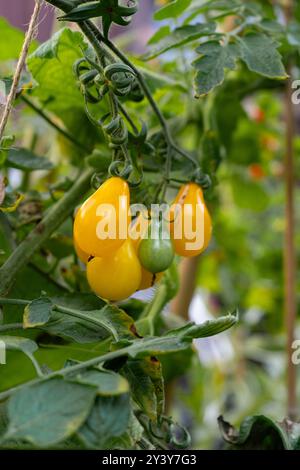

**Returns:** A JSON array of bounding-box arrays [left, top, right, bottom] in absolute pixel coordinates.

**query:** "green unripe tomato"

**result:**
[[138, 221, 174, 274]]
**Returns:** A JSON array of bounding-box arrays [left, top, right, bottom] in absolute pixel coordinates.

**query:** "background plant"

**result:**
[[0, 0, 299, 450]]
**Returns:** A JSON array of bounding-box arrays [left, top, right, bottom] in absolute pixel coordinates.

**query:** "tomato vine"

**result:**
[[0, 0, 298, 451]]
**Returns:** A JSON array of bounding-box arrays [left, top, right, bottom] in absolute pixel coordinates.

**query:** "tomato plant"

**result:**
[[0, 0, 299, 451]]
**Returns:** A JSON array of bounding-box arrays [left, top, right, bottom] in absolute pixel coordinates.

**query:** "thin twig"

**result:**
[[0, 1, 42, 140]]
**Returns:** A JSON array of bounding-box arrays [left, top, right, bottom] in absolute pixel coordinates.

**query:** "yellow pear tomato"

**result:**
[[74, 237, 90, 264], [86, 238, 142, 301], [169, 182, 212, 257], [74, 177, 130, 258]]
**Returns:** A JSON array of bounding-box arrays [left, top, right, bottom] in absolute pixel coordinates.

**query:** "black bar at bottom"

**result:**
[[0, 449, 299, 466]]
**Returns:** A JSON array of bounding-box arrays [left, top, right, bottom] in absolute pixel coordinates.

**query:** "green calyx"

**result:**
[[59, 0, 138, 38]]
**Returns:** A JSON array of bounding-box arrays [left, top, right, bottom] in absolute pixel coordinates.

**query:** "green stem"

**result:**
[[21, 132, 37, 192], [29, 354, 44, 378], [102, 37, 173, 144], [0, 345, 130, 402], [0, 298, 27, 306], [118, 102, 138, 134], [140, 283, 168, 321], [0, 168, 94, 296], [21, 95, 89, 153], [45, 0, 198, 176], [99, 38, 196, 164]]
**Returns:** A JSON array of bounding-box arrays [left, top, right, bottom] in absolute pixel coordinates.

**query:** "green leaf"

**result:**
[[0, 335, 37, 356], [43, 234, 74, 259], [0, 18, 37, 61], [127, 334, 190, 358], [1, 265, 66, 325], [182, 311, 238, 338], [51, 293, 106, 312], [43, 310, 109, 344], [237, 34, 287, 79], [78, 394, 131, 449], [188, 0, 240, 15], [0, 403, 8, 438], [193, 41, 239, 96], [0, 336, 41, 385], [26, 29, 91, 133], [4, 378, 97, 446], [160, 349, 193, 382], [0, 212, 14, 263], [215, 92, 246, 152], [73, 368, 129, 396], [23, 297, 54, 329], [40, 295, 136, 343], [154, 0, 192, 20], [201, 130, 223, 178], [258, 19, 284, 34], [148, 25, 171, 45], [90, 304, 137, 341], [144, 23, 217, 60], [185, 0, 241, 23], [103, 412, 144, 450], [0, 191, 24, 213], [287, 21, 300, 46], [6, 148, 53, 172], [231, 175, 269, 212], [140, 66, 187, 93], [123, 357, 164, 421], [31, 28, 84, 60], [128, 313, 237, 359], [218, 415, 300, 450]]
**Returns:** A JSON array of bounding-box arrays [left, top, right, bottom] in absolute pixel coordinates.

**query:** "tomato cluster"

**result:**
[[73, 177, 212, 301]]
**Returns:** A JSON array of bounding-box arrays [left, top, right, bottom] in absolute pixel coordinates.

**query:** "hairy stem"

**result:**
[[0, 168, 94, 296]]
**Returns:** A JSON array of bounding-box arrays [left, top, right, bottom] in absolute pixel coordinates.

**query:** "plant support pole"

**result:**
[[284, 0, 297, 420], [284, 71, 297, 420], [0, 168, 93, 296], [0, 1, 42, 140]]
